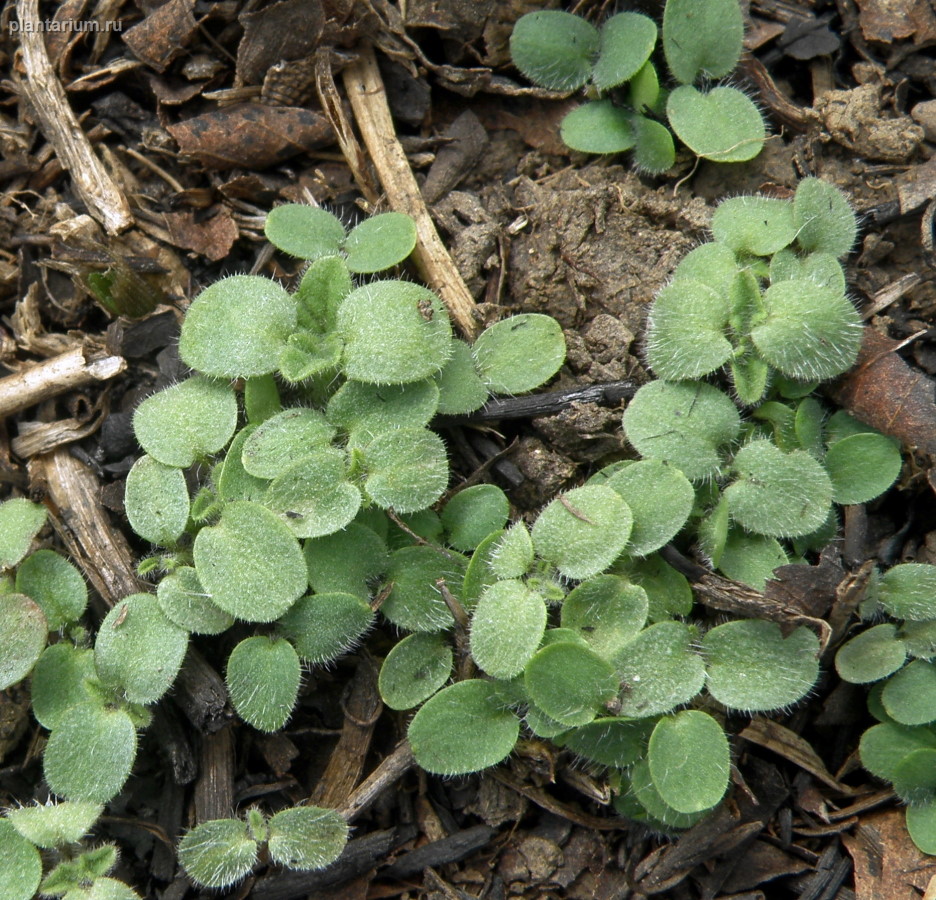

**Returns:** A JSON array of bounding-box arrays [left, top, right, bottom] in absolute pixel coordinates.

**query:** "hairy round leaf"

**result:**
[[0, 498, 46, 570], [193, 501, 307, 622], [633, 113, 676, 173], [615, 621, 705, 718], [509, 10, 599, 91], [490, 523, 534, 580], [860, 721, 936, 783], [95, 594, 188, 705], [217, 427, 268, 504], [338, 280, 452, 384], [277, 591, 374, 664], [226, 636, 300, 732], [378, 632, 453, 710], [711, 195, 796, 257], [268, 806, 349, 870], [344, 212, 417, 273], [241, 408, 335, 479], [15, 549, 86, 631], [826, 432, 901, 505], [770, 249, 846, 294], [663, 0, 743, 83], [0, 592, 45, 691], [179, 275, 296, 378], [124, 455, 189, 546], [880, 564, 936, 621], [462, 529, 505, 609], [470, 580, 547, 679], [532, 485, 632, 580], [561, 575, 648, 661], [623, 381, 740, 482], [442, 484, 509, 552], [327, 379, 439, 436], [157, 566, 234, 635], [6, 801, 103, 849], [560, 100, 636, 155], [525, 642, 618, 727], [305, 522, 388, 599], [44, 704, 137, 803], [667, 86, 765, 163], [264, 204, 345, 259], [627, 759, 712, 829], [433, 339, 488, 415], [717, 530, 788, 591], [622, 555, 694, 621], [408, 679, 520, 775], [836, 624, 907, 684], [725, 440, 833, 538], [649, 711, 730, 813], [793, 177, 857, 258], [645, 279, 732, 380], [30, 643, 96, 730], [133, 376, 237, 468], [0, 818, 41, 900], [907, 803, 936, 854], [472, 314, 566, 395], [380, 546, 464, 632], [362, 427, 448, 514], [893, 748, 936, 805], [703, 620, 819, 712], [178, 818, 258, 889], [672, 242, 739, 295], [560, 717, 653, 767], [882, 660, 936, 725], [593, 12, 657, 91], [278, 330, 344, 383]]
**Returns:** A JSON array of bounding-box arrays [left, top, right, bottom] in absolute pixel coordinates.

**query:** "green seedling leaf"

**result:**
[[826, 432, 901, 505], [39, 844, 121, 893], [378, 632, 453, 710], [525, 704, 570, 739], [30, 643, 97, 730], [95, 594, 188, 705], [264, 204, 345, 259], [344, 212, 417, 273], [524, 642, 618, 727], [0, 498, 46, 570], [278, 331, 344, 383], [725, 440, 833, 538], [217, 427, 268, 503], [770, 249, 846, 294], [593, 12, 657, 91], [633, 114, 676, 174], [629, 61, 661, 115], [794, 177, 858, 258], [598, 459, 694, 556], [859, 721, 936, 783], [645, 279, 731, 380], [835, 622, 907, 684], [179, 275, 296, 378], [532, 485, 632, 580], [663, 0, 743, 83], [731, 354, 770, 407], [623, 381, 741, 481], [226, 636, 300, 732], [560, 100, 636, 155], [751, 280, 863, 381], [490, 522, 534, 580], [878, 564, 936, 621], [241, 408, 335, 479], [157, 566, 234, 635], [296, 254, 351, 333], [327, 379, 439, 437], [672, 242, 739, 296], [901, 620, 936, 660], [711, 195, 796, 257], [649, 711, 730, 813], [472, 313, 566, 395], [194, 501, 307, 622], [509, 10, 599, 91], [268, 806, 349, 870], [380, 546, 464, 632], [0, 818, 41, 900], [338, 280, 452, 384], [386, 508, 443, 549], [470, 580, 547, 679], [133, 376, 237, 468], [6, 800, 103, 849], [882, 660, 936, 725], [667, 86, 765, 163], [621, 555, 694, 621], [907, 803, 936, 854], [717, 530, 788, 590], [703, 620, 820, 712], [264, 450, 361, 539], [794, 396, 825, 458], [614, 621, 705, 717], [408, 679, 520, 775], [434, 340, 488, 415], [627, 759, 712, 829], [442, 485, 509, 552], [825, 409, 876, 445], [124, 455, 189, 547], [178, 818, 258, 889], [561, 575, 648, 661], [752, 401, 798, 452], [44, 703, 137, 803], [0, 592, 45, 691], [362, 427, 448, 513], [462, 529, 505, 608], [243, 374, 281, 424], [893, 748, 936, 805], [305, 522, 388, 599], [560, 717, 653, 767], [277, 591, 374, 664]]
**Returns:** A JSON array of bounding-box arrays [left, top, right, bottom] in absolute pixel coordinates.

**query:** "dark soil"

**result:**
[[3, 1, 936, 898]]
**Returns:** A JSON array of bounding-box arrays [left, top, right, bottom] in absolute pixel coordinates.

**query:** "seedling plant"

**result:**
[[509, 0, 766, 170]]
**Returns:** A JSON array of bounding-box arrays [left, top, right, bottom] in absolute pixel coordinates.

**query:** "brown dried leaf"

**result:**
[[162, 208, 239, 262], [855, 0, 936, 44], [166, 104, 333, 170], [237, 0, 324, 85], [122, 0, 198, 74]]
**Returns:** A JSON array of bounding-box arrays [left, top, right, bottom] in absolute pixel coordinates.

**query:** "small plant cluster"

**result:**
[[509, 0, 765, 170], [834, 565, 936, 854]]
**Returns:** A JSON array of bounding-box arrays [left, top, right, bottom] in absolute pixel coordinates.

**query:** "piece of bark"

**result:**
[[338, 740, 415, 822], [342, 45, 479, 339], [12, 410, 107, 458], [171, 647, 231, 735], [16, 0, 132, 234], [0, 346, 125, 420], [382, 824, 496, 878], [194, 724, 236, 824]]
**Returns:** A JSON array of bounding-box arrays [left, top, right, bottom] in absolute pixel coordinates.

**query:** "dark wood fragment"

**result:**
[[172, 647, 231, 735], [194, 724, 235, 824], [382, 824, 496, 878], [150, 704, 198, 786], [105, 309, 179, 359]]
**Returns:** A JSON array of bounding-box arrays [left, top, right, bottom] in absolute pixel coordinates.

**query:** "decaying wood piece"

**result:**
[[194, 724, 235, 824], [15, 0, 133, 234], [0, 346, 125, 421], [342, 45, 479, 339], [339, 739, 415, 822]]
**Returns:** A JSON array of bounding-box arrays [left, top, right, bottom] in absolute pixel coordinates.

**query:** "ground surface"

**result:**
[[3, 0, 936, 897]]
